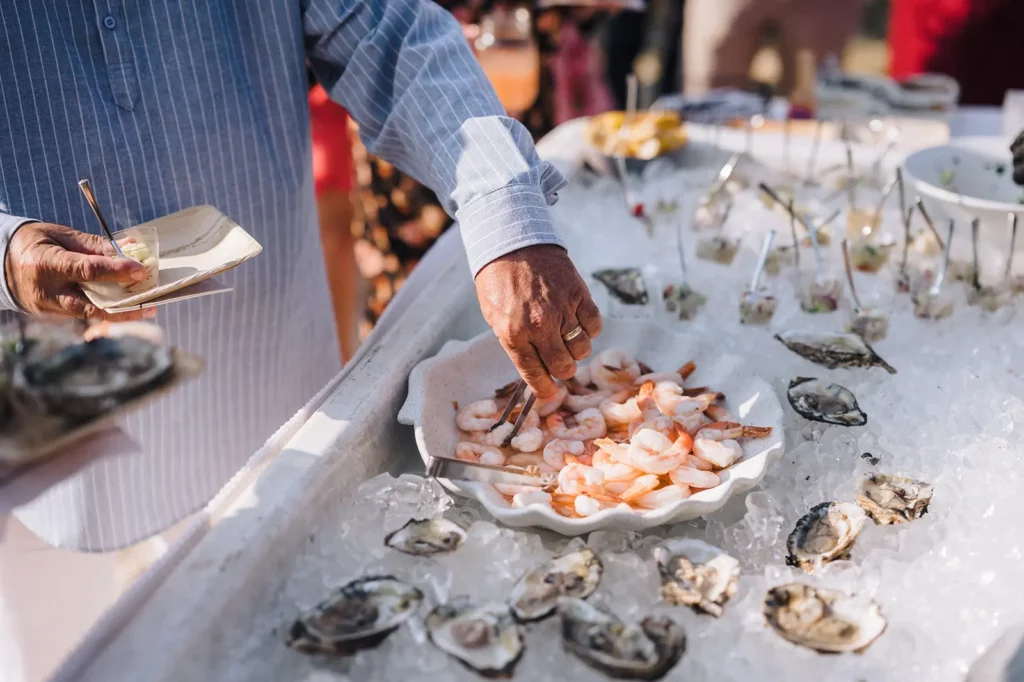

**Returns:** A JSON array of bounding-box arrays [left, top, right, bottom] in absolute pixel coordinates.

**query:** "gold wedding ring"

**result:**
[[563, 324, 584, 343]]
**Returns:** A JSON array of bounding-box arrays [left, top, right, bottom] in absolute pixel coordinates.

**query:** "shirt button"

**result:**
[[103, 15, 117, 30]]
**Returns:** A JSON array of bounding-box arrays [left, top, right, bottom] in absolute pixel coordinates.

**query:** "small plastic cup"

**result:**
[[113, 226, 159, 294]]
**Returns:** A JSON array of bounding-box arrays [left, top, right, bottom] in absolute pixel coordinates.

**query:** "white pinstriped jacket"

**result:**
[[0, 0, 565, 550]]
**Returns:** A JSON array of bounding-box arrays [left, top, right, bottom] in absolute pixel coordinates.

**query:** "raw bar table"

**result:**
[[55, 108, 1024, 682]]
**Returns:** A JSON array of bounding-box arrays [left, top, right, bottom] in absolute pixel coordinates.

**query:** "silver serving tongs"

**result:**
[[426, 455, 556, 490], [486, 378, 537, 448], [78, 179, 126, 258]]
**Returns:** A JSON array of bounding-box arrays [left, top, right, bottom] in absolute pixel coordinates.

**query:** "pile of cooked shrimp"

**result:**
[[453, 348, 773, 518]]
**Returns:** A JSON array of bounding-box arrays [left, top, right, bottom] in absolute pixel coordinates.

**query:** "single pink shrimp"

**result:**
[[695, 421, 773, 441], [669, 465, 721, 490]]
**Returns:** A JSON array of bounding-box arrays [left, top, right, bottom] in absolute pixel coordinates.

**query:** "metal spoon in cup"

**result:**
[[78, 179, 127, 259]]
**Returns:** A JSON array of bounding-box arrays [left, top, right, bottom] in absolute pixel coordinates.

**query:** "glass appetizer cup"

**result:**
[[114, 226, 160, 294]]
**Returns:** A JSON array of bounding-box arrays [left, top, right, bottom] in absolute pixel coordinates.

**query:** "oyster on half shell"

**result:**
[[787, 378, 867, 427], [592, 268, 649, 305], [508, 549, 602, 622], [426, 597, 524, 677], [775, 330, 896, 374], [856, 473, 934, 525], [14, 335, 173, 420], [653, 539, 739, 617], [558, 597, 686, 681], [384, 518, 466, 556], [286, 575, 423, 655], [763, 583, 886, 653], [786, 502, 867, 571]]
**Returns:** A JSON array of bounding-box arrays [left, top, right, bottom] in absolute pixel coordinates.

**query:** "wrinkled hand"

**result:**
[[475, 244, 603, 399], [1012, 130, 1024, 186], [5, 222, 152, 321]]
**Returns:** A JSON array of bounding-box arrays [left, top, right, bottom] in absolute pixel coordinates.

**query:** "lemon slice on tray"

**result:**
[[584, 110, 688, 160]]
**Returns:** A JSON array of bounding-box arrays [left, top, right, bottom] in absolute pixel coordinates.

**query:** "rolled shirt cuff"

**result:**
[[457, 162, 569, 277], [0, 214, 37, 312]]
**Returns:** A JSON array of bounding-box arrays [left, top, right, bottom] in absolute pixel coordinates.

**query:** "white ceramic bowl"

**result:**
[[902, 142, 1024, 226], [398, 320, 785, 536]]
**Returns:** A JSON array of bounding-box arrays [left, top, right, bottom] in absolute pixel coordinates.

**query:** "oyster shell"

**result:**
[[774, 330, 896, 374], [856, 472, 934, 525], [14, 335, 173, 420], [763, 583, 887, 653], [384, 518, 466, 556], [558, 597, 686, 681], [426, 597, 523, 677], [508, 549, 603, 622], [286, 575, 423, 655], [787, 378, 867, 427], [592, 268, 648, 305], [653, 538, 739, 617], [786, 502, 867, 571]]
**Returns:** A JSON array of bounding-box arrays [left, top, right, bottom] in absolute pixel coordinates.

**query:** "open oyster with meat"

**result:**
[[0, 318, 179, 429], [451, 348, 774, 518]]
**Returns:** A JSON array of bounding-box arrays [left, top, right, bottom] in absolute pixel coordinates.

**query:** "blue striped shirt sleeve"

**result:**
[[302, 0, 567, 276]]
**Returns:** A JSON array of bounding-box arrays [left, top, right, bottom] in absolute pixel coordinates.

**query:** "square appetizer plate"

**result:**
[[81, 205, 261, 312]]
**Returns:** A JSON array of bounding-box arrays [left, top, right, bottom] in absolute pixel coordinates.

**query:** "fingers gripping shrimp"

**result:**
[[511, 427, 544, 452], [543, 439, 586, 469], [695, 421, 773, 441], [601, 397, 642, 426], [546, 408, 607, 441], [669, 465, 721, 489], [456, 442, 505, 466], [573, 365, 592, 388], [591, 349, 641, 390], [627, 429, 683, 475], [456, 399, 500, 431], [634, 484, 690, 509], [693, 438, 743, 468]]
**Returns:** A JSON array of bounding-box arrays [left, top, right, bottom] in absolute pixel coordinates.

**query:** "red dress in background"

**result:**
[[308, 83, 354, 196], [888, 0, 1024, 106]]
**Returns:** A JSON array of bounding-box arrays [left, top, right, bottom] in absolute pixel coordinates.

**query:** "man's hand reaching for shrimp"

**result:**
[[474, 244, 603, 400]]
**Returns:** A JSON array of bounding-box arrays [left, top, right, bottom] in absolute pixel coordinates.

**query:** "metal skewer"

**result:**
[[749, 230, 776, 293], [1006, 213, 1018, 281], [845, 141, 857, 213], [841, 238, 864, 312], [914, 198, 945, 250], [804, 118, 823, 185], [896, 167, 909, 225], [78, 179, 126, 258], [971, 218, 982, 293], [929, 220, 956, 298], [869, 175, 900, 232], [788, 197, 801, 271]]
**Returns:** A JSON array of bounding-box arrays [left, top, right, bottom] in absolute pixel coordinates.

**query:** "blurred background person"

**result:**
[[682, 0, 866, 97], [888, 0, 1024, 106], [308, 71, 361, 363], [351, 1, 619, 333]]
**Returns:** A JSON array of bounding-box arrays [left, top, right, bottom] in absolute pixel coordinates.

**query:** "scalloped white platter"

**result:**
[[398, 319, 785, 535]]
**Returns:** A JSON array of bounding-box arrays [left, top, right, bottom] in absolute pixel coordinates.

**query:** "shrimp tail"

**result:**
[[638, 361, 655, 375], [677, 361, 697, 379], [742, 425, 773, 439], [681, 386, 710, 397], [494, 380, 520, 399]]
